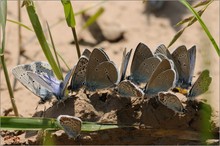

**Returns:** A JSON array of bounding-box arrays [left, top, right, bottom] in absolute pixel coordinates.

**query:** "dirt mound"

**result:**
[[2, 92, 218, 145]]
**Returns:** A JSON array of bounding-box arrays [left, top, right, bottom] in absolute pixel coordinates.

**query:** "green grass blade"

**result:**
[[61, 0, 81, 58], [61, 0, 76, 27], [46, 22, 62, 74], [0, 0, 7, 53], [22, 0, 63, 80], [82, 7, 105, 29], [75, 1, 105, 16], [193, 0, 212, 8], [7, 19, 33, 31], [81, 122, 120, 132], [175, 9, 205, 27], [186, 9, 205, 27], [175, 15, 194, 27], [168, 28, 185, 48], [1, 117, 132, 132], [57, 52, 70, 70], [1, 116, 58, 130], [71, 27, 81, 58], [170, 6, 206, 47], [186, 1, 212, 27], [179, 0, 220, 56]]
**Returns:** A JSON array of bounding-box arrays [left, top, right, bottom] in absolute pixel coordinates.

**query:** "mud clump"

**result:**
[[2, 92, 218, 145], [36, 93, 219, 144]]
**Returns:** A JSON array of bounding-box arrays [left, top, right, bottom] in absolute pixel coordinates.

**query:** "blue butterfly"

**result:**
[[119, 48, 132, 82], [155, 44, 196, 89], [27, 66, 74, 101], [144, 59, 176, 97], [12, 61, 54, 104], [129, 42, 159, 85], [187, 69, 212, 100], [85, 48, 119, 91]]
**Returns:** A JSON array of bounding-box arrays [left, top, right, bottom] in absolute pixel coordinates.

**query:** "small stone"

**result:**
[[101, 22, 124, 42]]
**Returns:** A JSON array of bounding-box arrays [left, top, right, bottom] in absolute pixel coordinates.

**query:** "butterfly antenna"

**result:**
[[75, 135, 82, 145], [143, 82, 149, 93], [35, 104, 39, 110], [130, 96, 143, 106], [42, 106, 47, 118], [55, 100, 65, 109], [98, 93, 112, 124]]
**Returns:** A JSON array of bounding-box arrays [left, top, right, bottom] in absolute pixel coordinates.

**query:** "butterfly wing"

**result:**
[[61, 65, 77, 96], [81, 48, 91, 58], [27, 72, 63, 100], [172, 45, 190, 89], [131, 57, 161, 84], [12, 62, 54, 103], [145, 69, 176, 96], [155, 44, 179, 82], [188, 45, 196, 86], [117, 80, 144, 97], [158, 92, 184, 114], [154, 53, 168, 60], [154, 44, 173, 60], [70, 56, 89, 91], [187, 70, 212, 100], [86, 48, 110, 85], [86, 61, 118, 91], [57, 115, 82, 139], [146, 59, 172, 86], [119, 48, 132, 82], [130, 42, 153, 76]]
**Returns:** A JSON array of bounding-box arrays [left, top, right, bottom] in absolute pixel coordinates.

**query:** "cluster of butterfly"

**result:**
[[12, 42, 212, 139], [12, 42, 212, 114]]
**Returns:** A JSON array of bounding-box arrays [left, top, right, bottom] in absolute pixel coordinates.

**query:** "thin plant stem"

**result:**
[[179, 0, 220, 56], [46, 22, 62, 74], [71, 27, 81, 58], [0, 55, 19, 117], [57, 53, 70, 70], [13, 0, 23, 91], [0, 0, 19, 117]]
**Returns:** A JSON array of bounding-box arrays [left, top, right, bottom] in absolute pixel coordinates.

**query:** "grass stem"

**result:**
[[71, 27, 81, 58], [13, 0, 23, 91], [179, 0, 220, 56], [0, 55, 19, 116]]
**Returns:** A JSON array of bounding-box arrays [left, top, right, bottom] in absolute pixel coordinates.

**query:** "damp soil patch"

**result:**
[[1, 92, 219, 145]]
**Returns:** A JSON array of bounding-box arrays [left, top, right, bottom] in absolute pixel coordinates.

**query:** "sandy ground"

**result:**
[[1, 0, 219, 128]]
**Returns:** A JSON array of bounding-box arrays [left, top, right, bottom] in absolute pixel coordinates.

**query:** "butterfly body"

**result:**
[[27, 64, 75, 101], [172, 45, 191, 89], [187, 46, 196, 87], [12, 61, 54, 103], [119, 48, 132, 82], [27, 72, 64, 100], [41, 74, 64, 99]]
